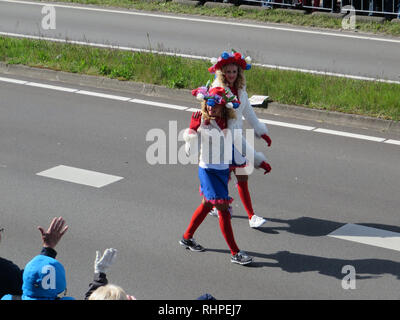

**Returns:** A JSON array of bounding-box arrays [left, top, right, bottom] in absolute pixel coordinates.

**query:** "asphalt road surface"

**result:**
[[0, 0, 400, 81], [0, 73, 399, 299]]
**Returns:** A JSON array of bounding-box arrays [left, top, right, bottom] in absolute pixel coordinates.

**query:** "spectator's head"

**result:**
[[89, 284, 133, 300], [21, 255, 73, 300], [197, 293, 217, 300]]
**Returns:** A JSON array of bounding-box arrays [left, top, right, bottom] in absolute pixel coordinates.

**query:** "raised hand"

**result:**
[[37, 217, 69, 249], [94, 248, 118, 274], [189, 111, 202, 132]]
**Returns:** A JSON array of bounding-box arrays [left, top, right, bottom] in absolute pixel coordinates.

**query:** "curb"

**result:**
[[354, 15, 386, 23], [203, 2, 235, 9], [171, 0, 201, 6], [0, 62, 399, 135], [311, 11, 345, 19]]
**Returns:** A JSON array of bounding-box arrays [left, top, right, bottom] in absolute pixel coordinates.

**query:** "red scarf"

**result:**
[[229, 86, 238, 97], [215, 117, 227, 131]]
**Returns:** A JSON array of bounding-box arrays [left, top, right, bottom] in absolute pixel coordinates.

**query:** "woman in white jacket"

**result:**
[[208, 50, 272, 228]]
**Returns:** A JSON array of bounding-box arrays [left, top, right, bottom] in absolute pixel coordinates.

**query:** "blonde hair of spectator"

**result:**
[[89, 284, 128, 300]]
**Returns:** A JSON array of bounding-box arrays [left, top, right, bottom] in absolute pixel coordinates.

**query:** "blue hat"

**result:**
[[197, 293, 217, 300], [22, 255, 67, 300]]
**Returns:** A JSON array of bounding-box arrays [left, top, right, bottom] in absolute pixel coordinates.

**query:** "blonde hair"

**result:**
[[215, 63, 246, 91], [200, 100, 236, 123], [89, 284, 128, 300]]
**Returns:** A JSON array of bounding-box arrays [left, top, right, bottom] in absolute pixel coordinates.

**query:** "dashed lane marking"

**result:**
[[328, 223, 400, 253], [1, 75, 399, 147], [36, 165, 123, 188]]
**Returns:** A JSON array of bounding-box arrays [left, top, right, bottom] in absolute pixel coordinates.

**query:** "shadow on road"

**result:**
[[247, 251, 400, 280], [256, 216, 400, 238], [256, 216, 343, 236], [207, 248, 400, 280], [207, 216, 400, 280]]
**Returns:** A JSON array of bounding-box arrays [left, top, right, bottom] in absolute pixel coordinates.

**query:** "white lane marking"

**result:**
[[313, 128, 386, 142], [2, 0, 400, 44], [36, 165, 123, 188], [328, 223, 400, 252], [1, 31, 399, 85], [25, 81, 78, 92], [76, 90, 131, 101], [129, 98, 188, 111], [185, 108, 201, 112], [384, 139, 400, 145], [0, 76, 27, 84], [259, 119, 316, 131], [0, 75, 398, 146], [254, 63, 400, 85]]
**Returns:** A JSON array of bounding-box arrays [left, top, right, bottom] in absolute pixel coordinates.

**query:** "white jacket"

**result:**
[[209, 80, 269, 168], [183, 117, 267, 169]]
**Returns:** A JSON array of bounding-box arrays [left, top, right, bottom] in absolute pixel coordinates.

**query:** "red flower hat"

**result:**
[[208, 50, 252, 74]]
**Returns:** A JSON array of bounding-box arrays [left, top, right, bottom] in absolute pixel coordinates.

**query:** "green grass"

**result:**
[[1, 36, 399, 121], [31, 0, 400, 37]]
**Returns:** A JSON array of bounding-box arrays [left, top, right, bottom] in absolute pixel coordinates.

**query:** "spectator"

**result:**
[[369, 0, 396, 17], [1, 254, 74, 300], [85, 248, 136, 300], [299, 0, 321, 10], [89, 284, 135, 300], [398, 0, 400, 18], [222, 0, 243, 4], [0, 217, 68, 299], [86, 249, 214, 300], [197, 293, 217, 300], [261, 0, 274, 9]]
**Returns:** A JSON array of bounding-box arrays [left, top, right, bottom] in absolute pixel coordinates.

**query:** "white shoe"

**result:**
[[249, 214, 267, 228], [209, 207, 219, 217], [208, 207, 233, 218]]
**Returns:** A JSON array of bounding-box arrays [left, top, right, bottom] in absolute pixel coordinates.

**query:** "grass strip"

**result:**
[[31, 0, 400, 37], [0, 36, 399, 121]]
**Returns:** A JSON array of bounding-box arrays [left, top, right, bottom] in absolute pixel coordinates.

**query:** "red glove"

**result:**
[[261, 134, 272, 147], [260, 161, 271, 175], [189, 111, 202, 132]]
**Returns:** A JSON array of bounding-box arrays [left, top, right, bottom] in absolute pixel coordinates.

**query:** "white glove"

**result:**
[[94, 248, 117, 274]]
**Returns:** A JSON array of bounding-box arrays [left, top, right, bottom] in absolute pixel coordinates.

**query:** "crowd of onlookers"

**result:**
[[213, 0, 400, 19], [0, 217, 216, 300]]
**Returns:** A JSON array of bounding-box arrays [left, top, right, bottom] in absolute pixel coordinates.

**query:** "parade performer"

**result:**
[[208, 50, 272, 228], [179, 85, 254, 265]]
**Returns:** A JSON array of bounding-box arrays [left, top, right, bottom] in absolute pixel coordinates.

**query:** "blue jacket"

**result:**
[[0, 247, 57, 299], [1, 255, 74, 300]]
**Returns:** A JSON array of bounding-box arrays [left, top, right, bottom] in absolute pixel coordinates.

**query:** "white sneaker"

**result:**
[[208, 207, 233, 218], [249, 214, 267, 228], [209, 207, 219, 217]]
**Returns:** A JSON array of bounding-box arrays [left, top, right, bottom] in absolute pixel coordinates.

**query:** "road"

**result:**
[[0, 0, 400, 82], [0, 73, 399, 299]]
